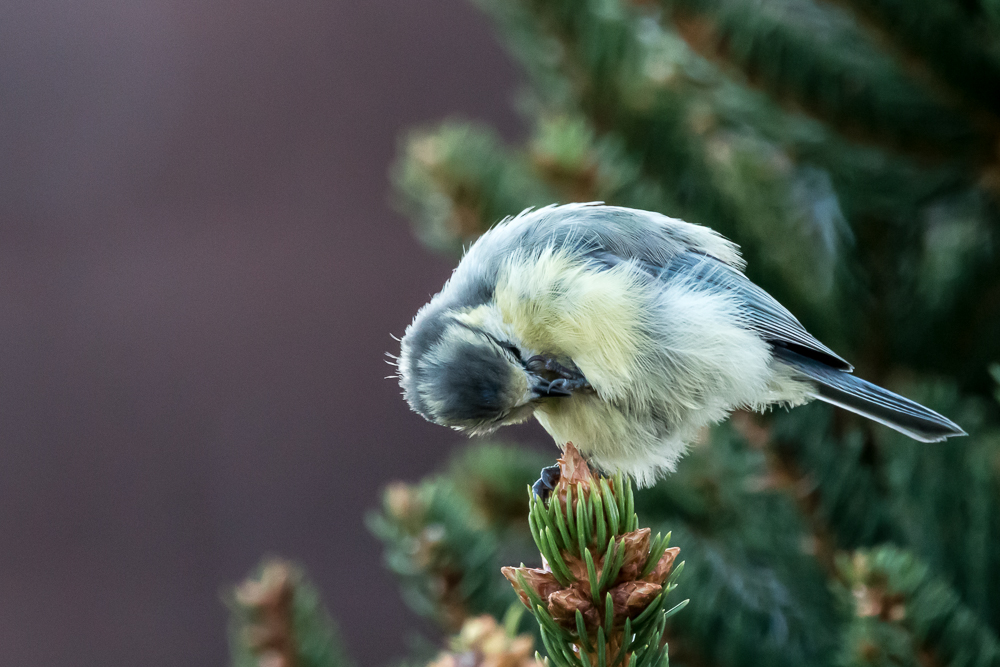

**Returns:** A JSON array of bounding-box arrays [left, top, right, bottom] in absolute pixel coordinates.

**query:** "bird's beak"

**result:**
[[531, 378, 572, 398]]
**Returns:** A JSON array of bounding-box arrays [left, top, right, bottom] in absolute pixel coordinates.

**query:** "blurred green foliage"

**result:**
[[227, 560, 353, 667], [385, 0, 1000, 663], [232, 0, 1000, 664]]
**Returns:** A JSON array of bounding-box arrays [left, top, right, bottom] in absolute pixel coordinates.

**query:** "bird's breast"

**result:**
[[534, 394, 636, 458]]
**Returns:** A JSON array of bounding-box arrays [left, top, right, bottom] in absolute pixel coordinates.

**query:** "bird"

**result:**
[[394, 203, 965, 490]]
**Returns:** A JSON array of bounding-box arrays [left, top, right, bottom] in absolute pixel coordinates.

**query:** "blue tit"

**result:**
[[395, 203, 965, 487]]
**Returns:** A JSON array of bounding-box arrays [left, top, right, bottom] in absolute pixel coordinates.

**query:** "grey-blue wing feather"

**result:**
[[587, 249, 852, 371]]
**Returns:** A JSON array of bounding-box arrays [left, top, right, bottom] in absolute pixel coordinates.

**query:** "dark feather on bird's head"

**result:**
[[397, 305, 534, 433]]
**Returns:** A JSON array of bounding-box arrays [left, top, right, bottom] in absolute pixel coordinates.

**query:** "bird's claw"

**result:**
[[526, 355, 592, 391], [532, 464, 562, 501], [549, 377, 590, 394]]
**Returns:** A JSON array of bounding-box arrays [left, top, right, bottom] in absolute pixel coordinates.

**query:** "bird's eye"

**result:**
[[480, 331, 522, 360], [501, 343, 522, 359]]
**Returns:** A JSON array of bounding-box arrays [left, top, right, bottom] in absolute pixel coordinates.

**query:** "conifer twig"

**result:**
[[837, 547, 1000, 667], [228, 560, 352, 667], [232, 562, 299, 667], [370, 476, 520, 632], [428, 614, 545, 667], [503, 444, 687, 667]]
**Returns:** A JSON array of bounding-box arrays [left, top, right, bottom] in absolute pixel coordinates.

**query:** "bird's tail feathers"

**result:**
[[774, 348, 966, 443]]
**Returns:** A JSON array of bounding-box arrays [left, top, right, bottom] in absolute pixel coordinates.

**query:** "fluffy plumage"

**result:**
[[396, 203, 964, 486]]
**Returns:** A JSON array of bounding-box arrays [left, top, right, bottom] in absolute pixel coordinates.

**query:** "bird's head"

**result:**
[[394, 302, 569, 434]]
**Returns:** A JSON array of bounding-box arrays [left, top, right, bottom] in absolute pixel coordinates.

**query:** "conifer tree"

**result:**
[[229, 1, 1000, 665]]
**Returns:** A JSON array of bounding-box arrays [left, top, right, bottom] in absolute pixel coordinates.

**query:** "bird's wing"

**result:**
[[587, 249, 852, 371]]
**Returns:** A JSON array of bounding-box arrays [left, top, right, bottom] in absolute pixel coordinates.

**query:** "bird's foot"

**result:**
[[531, 464, 562, 501], [526, 355, 592, 392], [548, 377, 591, 394]]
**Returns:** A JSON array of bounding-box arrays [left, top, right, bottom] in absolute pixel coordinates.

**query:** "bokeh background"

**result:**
[[0, 1, 534, 664]]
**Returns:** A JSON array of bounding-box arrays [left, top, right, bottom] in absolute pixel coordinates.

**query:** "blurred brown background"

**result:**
[[0, 1, 539, 664]]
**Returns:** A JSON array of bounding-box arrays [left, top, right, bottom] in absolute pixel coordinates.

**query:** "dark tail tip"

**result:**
[[774, 347, 966, 442]]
